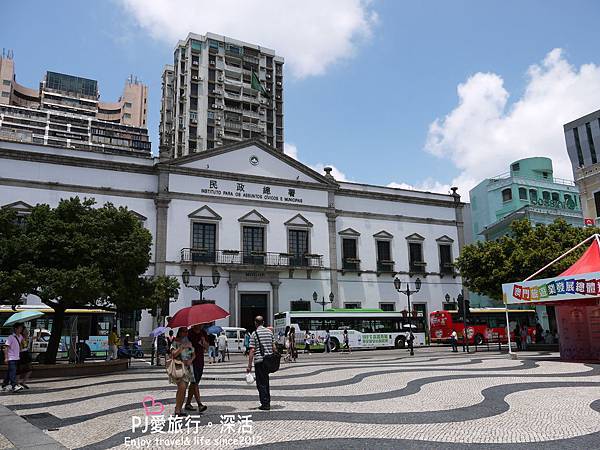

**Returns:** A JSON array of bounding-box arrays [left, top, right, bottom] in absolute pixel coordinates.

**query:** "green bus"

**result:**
[[274, 308, 427, 351]]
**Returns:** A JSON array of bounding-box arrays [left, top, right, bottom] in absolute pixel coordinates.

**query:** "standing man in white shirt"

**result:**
[[246, 316, 276, 410]]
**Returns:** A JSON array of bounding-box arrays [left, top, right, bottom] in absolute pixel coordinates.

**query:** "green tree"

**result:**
[[0, 197, 179, 363], [455, 219, 600, 303]]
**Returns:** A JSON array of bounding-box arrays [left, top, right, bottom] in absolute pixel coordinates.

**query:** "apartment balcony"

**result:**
[[180, 249, 324, 269]]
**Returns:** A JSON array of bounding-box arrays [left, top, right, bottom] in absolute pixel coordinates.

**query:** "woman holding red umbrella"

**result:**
[[169, 327, 195, 416]]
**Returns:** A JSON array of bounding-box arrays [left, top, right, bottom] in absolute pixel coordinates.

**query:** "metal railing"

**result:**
[[180, 249, 323, 268]]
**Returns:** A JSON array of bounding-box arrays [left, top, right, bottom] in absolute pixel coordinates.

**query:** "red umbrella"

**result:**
[[168, 304, 230, 328]]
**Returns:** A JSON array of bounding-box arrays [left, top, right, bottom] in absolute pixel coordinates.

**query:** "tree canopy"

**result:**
[[455, 219, 600, 303], [0, 197, 179, 363]]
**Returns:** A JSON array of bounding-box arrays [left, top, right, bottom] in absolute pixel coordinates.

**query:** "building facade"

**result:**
[[564, 108, 600, 220], [469, 157, 583, 329], [0, 138, 466, 337], [0, 53, 150, 153], [160, 33, 284, 158], [470, 157, 583, 242]]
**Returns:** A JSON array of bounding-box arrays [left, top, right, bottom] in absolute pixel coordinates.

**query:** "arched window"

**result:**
[[551, 192, 560, 202], [529, 189, 538, 202], [502, 188, 512, 202], [542, 191, 550, 201], [518, 187, 528, 200]]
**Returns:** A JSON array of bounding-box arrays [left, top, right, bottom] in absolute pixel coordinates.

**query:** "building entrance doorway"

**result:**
[[240, 293, 268, 332]]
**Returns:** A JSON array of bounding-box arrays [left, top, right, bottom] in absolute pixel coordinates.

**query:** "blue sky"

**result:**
[[2, 0, 600, 194]]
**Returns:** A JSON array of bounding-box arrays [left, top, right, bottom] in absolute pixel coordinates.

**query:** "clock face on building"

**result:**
[[249, 155, 259, 166]]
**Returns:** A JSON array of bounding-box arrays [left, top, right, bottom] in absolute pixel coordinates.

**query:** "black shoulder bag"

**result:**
[[254, 330, 281, 374]]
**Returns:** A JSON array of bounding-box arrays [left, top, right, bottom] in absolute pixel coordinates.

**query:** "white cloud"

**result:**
[[118, 0, 378, 78], [284, 142, 350, 181], [283, 142, 298, 160], [311, 162, 350, 182], [425, 48, 600, 195], [387, 180, 452, 195]]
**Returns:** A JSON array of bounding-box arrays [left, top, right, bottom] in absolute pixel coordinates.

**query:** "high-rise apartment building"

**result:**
[[0, 52, 150, 154], [160, 33, 284, 157], [564, 108, 600, 220]]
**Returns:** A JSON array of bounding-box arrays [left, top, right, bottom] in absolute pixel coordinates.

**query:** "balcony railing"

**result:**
[[180, 249, 323, 268], [440, 262, 455, 277], [377, 260, 395, 273], [409, 261, 427, 274], [342, 258, 361, 271]]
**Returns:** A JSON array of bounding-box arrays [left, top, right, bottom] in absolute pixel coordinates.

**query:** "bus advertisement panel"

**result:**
[[274, 308, 427, 351], [429, 308, 536, 345]]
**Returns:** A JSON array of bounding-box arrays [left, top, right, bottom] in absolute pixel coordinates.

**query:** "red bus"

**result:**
[[429, 308, 537, 345]]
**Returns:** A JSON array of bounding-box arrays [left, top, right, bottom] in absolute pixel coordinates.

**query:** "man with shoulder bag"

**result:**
[[246, 316, 279, 410]]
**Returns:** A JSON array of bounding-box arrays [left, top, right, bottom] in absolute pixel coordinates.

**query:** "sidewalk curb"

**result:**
[[0, 404, 67, 449]]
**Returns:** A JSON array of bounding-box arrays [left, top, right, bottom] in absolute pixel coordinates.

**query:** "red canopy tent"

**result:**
[[502, 235, 600, 362]]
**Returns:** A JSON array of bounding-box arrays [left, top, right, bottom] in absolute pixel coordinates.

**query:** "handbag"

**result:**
[[254, 330, 281, 374], [166, 357, 185, 380]]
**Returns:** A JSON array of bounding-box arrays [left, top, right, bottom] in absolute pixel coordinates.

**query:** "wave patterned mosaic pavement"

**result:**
[[0, 348, 599, 449]]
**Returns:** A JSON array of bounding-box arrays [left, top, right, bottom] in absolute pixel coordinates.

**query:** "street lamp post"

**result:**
[[312, 291, 334, 311], [182, 267, 221, 303], [393, 277, 421, 356]]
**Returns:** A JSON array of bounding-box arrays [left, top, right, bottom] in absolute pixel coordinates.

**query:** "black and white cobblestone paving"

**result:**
[[0, 348, 599, 449]]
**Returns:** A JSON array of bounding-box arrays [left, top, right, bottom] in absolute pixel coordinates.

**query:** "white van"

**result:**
[[221, 327, 247, 353]]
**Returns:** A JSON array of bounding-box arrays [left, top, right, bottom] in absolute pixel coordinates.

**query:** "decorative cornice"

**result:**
[[338, 227, 360, 237], [373, 230, 394, 239], [238, 209, 270, 224], [337, 210, 457, 226], [406, 233, 425, 241], [436, 235, 454, 243], [336, 188, 462, 208], [2, 200, 33, 211], [0, 147, 155, 175], [166, 139, 337, 186], [188, 205, 222, 220], [284, 213, 313, 228], [0, 177, 155, 200]]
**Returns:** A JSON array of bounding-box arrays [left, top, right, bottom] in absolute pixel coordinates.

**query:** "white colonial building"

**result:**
[[0, 139, 467, 336]]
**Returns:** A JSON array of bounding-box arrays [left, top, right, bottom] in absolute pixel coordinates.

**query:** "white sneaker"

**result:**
[[12, 385, 23, 393], [1, 386, 9, 393]]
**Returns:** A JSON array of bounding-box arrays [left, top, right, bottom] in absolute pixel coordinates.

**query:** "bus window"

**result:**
[[360, 320, 373, 333]]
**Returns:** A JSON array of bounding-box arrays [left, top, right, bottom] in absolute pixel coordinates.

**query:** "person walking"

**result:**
[[166, 329, 175, 348], [244, 332, 251, 356], [16, 328, 32, 389], [156, 334, 168, 366], [343, 329, 351, 353], [450, 330, 458, 352], [185, 325, 208, 413], [169, 327, 194, 416], [514, 323, 521, 351], [207, 333, 217, 363], [108, 326, 119, 360], [520, 324, 528, 351], [324, 329, 331, 353], [288, 327, 297, 362], [303, 330, 311, 354], [246, 316, 276, 410], [217, 332, 228, 362], [2, 323, 24, 393]]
